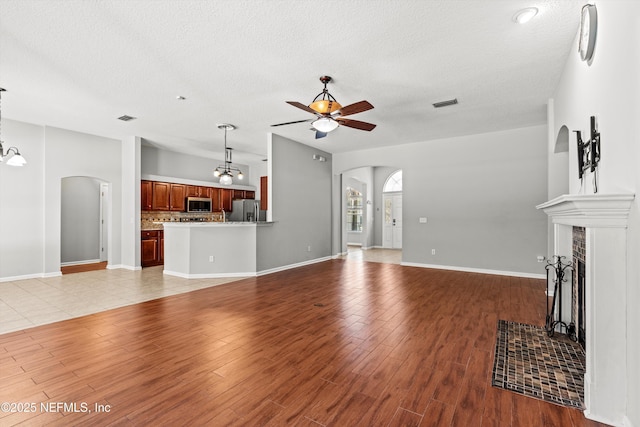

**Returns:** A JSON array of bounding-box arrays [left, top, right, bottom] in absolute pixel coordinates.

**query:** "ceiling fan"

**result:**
[[271, 76, 376, 139]]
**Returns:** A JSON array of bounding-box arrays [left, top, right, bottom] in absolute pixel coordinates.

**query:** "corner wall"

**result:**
[[256, 133, 332, 272]]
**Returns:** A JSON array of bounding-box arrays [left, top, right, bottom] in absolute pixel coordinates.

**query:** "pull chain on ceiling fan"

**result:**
[[271, 76, 376, 139]]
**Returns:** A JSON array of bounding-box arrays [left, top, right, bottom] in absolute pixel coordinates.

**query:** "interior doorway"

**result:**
[[382, 170, 403, 249], [60, 176, 110, 273]]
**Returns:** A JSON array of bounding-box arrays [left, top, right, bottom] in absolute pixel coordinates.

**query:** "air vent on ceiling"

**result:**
[[432, 98, 458, 108], [117, 115, 137, 121]]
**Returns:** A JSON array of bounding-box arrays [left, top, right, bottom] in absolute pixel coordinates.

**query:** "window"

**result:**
[[346, 187, 363, 232], [383, 170, 402, 192]]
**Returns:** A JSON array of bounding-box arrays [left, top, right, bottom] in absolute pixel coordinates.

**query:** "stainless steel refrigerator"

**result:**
[[228, 199, 265, 222]]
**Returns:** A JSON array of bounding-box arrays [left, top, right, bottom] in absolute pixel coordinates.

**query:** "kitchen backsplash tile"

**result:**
[[141, 211, 223, 230]]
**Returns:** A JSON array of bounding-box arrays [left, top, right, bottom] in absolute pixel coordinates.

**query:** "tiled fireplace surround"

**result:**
[[537, 194, 634, 426]]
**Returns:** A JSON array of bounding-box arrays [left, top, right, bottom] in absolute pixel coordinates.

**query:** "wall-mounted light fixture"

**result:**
[[0, 88, 27, 166], [213, 124, 243, 185], [312, 154, 327, 162]]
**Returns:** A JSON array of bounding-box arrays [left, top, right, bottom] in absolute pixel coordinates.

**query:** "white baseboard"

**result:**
[[257, 256, 333, 276], [400, 262, 546, 279], [109, 264, 142, 271], [0, 271, 63, 283]]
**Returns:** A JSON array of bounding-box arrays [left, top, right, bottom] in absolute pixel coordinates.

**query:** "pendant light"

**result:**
[[0, 88, 27, 166], [213, 124, 243, 185]]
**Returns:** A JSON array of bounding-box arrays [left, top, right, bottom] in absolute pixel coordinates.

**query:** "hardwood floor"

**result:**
[[60, 261, 108, 275], [0, 260, 609, 426]]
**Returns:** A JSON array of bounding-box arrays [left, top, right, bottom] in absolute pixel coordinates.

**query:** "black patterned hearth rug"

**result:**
[[491, 320, 586, 409]]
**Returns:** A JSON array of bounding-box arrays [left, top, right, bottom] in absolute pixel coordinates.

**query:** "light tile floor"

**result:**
[[0, 266, 244, 335], [0, 248, 401, 335], [340, 245, 402, 264]]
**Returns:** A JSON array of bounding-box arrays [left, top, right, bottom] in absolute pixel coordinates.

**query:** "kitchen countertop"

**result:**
[[162, 221, 274, 227]]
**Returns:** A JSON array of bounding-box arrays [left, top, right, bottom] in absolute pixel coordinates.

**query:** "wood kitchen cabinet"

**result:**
[[232, 190, 255, 200], [141, 230, 163, 267], [260, 176, 268, 210], [169, 184, 186, 211], [220, 189, 233, 212], [141, 180, 153, 210], [151, 182, 186, 211], [186, 185, 212, 198]]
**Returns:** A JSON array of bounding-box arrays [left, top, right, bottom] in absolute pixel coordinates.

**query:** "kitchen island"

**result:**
[[162, 222, 273, 278]]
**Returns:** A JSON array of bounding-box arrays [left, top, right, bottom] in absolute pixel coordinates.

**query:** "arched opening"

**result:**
[[550, 125, 570, 198], [338, 166, 402, 264], [60, 176, 110, 273]]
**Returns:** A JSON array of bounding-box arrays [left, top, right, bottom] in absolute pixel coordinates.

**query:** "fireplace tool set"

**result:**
[[545, 255, 576, 339]]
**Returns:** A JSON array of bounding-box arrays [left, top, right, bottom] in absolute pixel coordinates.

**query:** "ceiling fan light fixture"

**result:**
[[312, 117, 339, 133], [310, 100, 342, 114]]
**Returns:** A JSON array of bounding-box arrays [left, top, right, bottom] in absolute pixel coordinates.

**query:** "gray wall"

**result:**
[[142, 144, 252, 185], [334, 125, 548, 276], [256, 133, 332, 271], [0, 120, 45, 278], [61, 177, 101, 263]]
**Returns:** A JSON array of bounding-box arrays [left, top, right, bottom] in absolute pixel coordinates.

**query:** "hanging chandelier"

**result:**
[[213, 124, 243, 185], [0, 88, 27, 166]]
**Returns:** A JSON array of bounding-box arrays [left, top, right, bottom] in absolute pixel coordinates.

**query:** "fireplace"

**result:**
[[572, 227, 586, 348], [537, 193, 633, 426]]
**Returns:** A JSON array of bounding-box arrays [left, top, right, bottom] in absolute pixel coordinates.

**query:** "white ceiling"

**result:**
[[0, 0, 582, 164]]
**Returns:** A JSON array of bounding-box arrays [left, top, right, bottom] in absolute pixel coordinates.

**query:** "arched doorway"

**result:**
[[60, 176, 110, 272]]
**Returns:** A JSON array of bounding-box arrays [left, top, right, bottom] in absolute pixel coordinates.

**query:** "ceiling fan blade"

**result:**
[[336, 118, 377, 131], [335, 100, 374, 117], [315, 131, 327, 139], [271, 118, 313, 127], [286, 101, 318, 115]]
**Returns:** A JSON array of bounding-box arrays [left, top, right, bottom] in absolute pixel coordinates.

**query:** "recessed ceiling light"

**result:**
[[513, 7, 538, 24]]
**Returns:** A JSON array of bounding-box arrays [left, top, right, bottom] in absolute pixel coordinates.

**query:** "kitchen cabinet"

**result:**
[[186, 185, 212, 198], [260, 176, 268, 210], [141, 230, 163, 267], [210, 187, 221, 212], [141, 180, 153, 211], [152, 182, 186, 211], [232, 190, 255, 200], [220, 189, 233, 212], [169, 184, 186, 211]]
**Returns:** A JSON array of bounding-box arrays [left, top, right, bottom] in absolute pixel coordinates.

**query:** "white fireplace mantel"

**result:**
[[536, 193, 635, 228], [536, 192, 635, 426]]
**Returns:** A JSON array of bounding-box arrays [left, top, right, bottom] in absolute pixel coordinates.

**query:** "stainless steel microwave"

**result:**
[[186, 197, 212, 212]]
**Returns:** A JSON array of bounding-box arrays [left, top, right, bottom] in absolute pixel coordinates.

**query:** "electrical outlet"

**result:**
[[419, 217, 427, 223], [431, 249, 436, 255], [307, 245, 312, 252], [209, 255, 215, 263]]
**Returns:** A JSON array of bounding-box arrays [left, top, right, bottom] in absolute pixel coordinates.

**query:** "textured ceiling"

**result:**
[[0, 0, 582, 163]]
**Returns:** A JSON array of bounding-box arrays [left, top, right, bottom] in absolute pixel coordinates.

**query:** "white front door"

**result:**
[[382, 193, 402, 249]]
